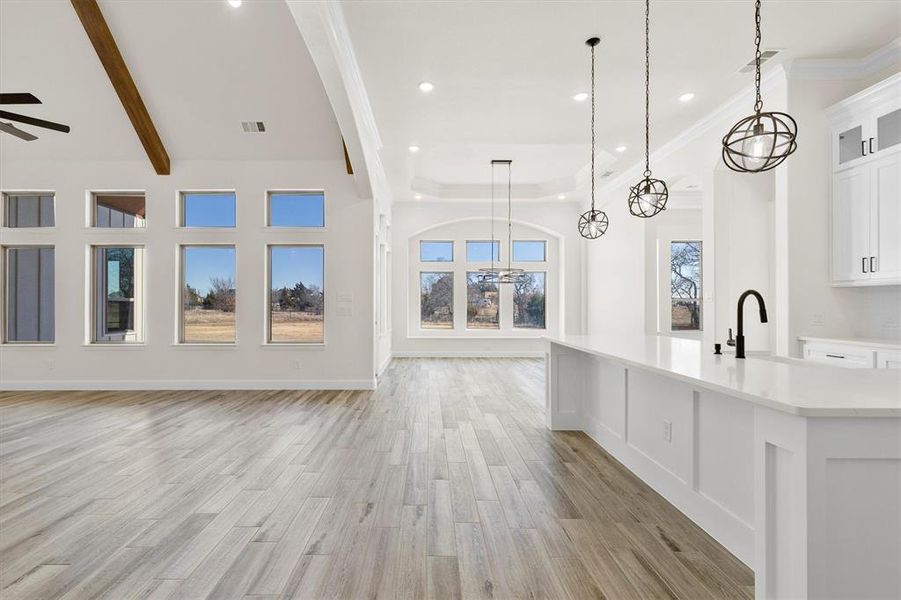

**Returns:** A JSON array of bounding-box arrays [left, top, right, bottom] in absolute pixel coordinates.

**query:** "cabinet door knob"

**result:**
[[862, 257, 868, 273], [869, 137, 875, 154]]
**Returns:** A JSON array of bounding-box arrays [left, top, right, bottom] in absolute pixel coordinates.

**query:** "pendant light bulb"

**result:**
[[722, 0, 797, 173], [578, 36, 609, 240], [627, 0, 667, 219]]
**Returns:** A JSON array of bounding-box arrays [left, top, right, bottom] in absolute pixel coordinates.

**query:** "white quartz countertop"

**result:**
[[546, 335, 901, 417], [798, 335, 901, 350]]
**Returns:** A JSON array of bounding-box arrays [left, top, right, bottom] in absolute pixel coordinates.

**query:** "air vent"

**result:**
[[601, 170, 615, 178], [241, 121, 266, 133], [739, 50, 779, 73]]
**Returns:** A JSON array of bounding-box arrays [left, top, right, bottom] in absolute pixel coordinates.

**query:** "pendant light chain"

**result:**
[[754, 0, 762, 114], [644, 0, 651, 177], [590, 41, 596, 212]]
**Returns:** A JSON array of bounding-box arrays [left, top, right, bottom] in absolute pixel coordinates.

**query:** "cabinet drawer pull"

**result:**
[[825, 354, 846, 359], [869, 137, 875, 153], [862, 257, 868, 273], [861, 140, 867, 156], [871, 256, 877, 272]]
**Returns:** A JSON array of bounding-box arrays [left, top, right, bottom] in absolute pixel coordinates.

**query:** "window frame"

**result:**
[[90, 245, 145, 344], [90, 191, 147, 229], [178, 244, 237, 345], [178, 190, 237, 229], [265, 190, 326, 229], [266, 244, 326, 345], [419, 271, 455, 330], [2, 192, 55, 228], [419, 240, 454, 263], [2, 245, 55, 344]]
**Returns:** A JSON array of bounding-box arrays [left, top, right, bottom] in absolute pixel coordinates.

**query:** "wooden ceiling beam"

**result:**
[[70, 0, 170, 175]]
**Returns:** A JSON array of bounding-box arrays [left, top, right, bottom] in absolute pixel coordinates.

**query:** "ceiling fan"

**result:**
[[0, 93, 71, 141]]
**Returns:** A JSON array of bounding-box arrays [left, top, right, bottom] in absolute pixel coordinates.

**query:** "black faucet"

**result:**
[[735, 289, 768, 359]]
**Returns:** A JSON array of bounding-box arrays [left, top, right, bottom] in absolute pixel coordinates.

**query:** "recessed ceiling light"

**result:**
[[557, 194, 566, 200], [418, 82, 434, 93], [615, 145, 627, 153], [227, 0, 242, 7], [573, 92, 589, 102], [679, 92, 695, 103], [408, 145, 420, 153], [415, 194, 423, 200]]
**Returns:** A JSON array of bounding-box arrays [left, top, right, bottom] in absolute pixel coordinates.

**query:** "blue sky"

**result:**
[[184, 247, 235, 294], [271, 246, 324, 290], [270, 193, 324, 227], [183, 193, 236, 227]]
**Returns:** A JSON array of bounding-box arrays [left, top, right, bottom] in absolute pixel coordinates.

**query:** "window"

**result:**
[[3, 247, 54, 342], [269, 246, 324, 343], [466, 240, 500, 262], [467, 273, 498, 329], [3, 193, 54, 227], [268, 192, 325, 227], [420, 272, 453, 329], [512, 240, 546, 262], [420, 241, 453, 262], [181, 246, 236, 343], [93, 193, 145, 228], [92, 247, 144, 342], [513, 272, 545, 329], [671, 241, 702, 331], [180, 192, 236, 227]]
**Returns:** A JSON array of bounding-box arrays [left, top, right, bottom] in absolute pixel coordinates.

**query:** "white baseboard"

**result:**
[[391, 350, 545, 359], [0, 379, 377, 391]]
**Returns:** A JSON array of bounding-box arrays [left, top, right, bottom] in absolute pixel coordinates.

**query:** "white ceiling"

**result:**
[[0, 0, 342, 164], [342, 0, 901, 202]]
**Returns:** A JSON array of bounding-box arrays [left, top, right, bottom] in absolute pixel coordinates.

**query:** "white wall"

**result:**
[[0, 158, 375, 389], [391, 200, 582, 356]]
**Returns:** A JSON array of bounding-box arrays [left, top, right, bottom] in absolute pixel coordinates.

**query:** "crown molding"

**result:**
[[790, 38, 901, 80]]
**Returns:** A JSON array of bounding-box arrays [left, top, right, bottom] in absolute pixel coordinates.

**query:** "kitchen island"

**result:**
[[546, 335, 901, 600]]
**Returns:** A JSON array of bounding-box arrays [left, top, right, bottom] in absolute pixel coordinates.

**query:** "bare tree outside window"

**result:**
[[671, 241, 702, 331], [420, 272, 453, 329], [513, 272, 546, 329]]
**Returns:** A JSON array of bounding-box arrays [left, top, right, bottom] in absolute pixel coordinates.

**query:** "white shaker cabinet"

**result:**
[[829, 73, 901, 286]]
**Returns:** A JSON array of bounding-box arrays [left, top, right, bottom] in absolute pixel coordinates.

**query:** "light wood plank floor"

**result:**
[[0, 358, 753, 599]]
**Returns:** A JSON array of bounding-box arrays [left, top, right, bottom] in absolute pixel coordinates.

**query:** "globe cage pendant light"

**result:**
[[722, 0, 797, 173], [627, 0, 668, 218], [578, 37, 609, 240], [479, 160, 524, 284]]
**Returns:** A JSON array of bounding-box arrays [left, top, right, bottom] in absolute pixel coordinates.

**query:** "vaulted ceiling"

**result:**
[[0, 0, 342, 164]]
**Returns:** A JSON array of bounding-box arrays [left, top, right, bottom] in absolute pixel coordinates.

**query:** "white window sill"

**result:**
[[170, 343, 238, 349], [260, 343, 326, 349], [0, 342, 57, 348], [81, 343, 146, 349]]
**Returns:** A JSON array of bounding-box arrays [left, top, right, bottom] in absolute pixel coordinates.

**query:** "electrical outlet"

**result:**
[[663, 420, 672, 443], [811, 313, 825, 327], [44, 359, 54, 371], [292, 360, 302, 371]]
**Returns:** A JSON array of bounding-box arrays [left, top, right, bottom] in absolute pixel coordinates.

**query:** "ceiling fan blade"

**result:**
[[0, 93, 41, 105], [0, 110, 70, 133], [0, 121, 38, 141]]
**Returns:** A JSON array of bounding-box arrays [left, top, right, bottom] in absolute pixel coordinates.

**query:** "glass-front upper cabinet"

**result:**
[[830, 81, 901, 172]]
